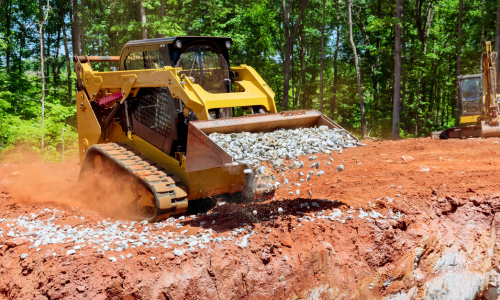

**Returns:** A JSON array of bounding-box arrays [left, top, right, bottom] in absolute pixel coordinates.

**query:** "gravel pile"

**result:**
[[208, 126, 358, 166]]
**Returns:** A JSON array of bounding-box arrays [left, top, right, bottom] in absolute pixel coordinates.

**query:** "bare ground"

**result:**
[[1, 137, 500, 299]]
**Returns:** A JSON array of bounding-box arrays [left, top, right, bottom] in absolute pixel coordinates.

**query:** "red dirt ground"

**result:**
[[1, 137, 500, 299]]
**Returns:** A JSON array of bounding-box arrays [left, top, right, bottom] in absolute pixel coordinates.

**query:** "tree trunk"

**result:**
[[456, 0, 463, 126], [54, 25, 61, 85], [281, 0, 309, 110], [392, 0, 401, 140], [19, 22, 26, 74], [81, 0, 85, 54], [61, 12, 72, 103], [437, 85, 441, 124], [299, 24, 307, 108], [319, 0, 326, 111], [496, 0, 500, 91], [158, 0, 166, 38], [331, 0, 341, 117], [331, 26, 340, 116], [46, 32, 51, 81], [401, 0, 406, 119], [6, 0, 12, 69], [291, 48, 296, 108], [347, 0, 366, 139], [39, 0, 49, 160], [73, 0, 80, 55], [374, 0, 381, 110], [138, 1, 147, 39]]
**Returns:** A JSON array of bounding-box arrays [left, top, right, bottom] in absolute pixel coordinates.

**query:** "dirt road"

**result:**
[[1, 137, 500, 299]]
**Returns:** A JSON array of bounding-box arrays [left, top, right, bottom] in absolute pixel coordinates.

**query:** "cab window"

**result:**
[[175, 44, 229, 94], [461, 78, 483, 115]]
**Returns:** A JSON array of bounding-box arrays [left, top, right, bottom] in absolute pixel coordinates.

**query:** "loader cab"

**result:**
[[458, 74, 485, 117], [119, 36, 231, 79], [118, 37, 234, 157]]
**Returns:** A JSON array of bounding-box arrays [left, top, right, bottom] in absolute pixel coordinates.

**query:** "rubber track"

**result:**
[[83, 142, 188, 222]]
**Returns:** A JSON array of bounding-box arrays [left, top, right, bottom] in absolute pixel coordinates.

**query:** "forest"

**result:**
[[0, 0, 499, 162]]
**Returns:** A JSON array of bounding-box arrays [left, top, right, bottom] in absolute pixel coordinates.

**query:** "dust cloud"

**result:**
[[3, 159, 138, 220]]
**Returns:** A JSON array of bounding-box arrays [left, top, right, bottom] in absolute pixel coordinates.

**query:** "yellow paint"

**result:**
[[187, 165, 246, 200], [119, 74, 137, 104], [81, 64, 102, 101], [76, 91, 101, 164], [102, 122, 125, 143], [119, 134, 189, 186], [460, 115, 482, 124], [76, 61, 276, 121]]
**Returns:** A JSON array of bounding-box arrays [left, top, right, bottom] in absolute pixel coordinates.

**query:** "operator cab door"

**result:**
[[458, 74, 485, 117]]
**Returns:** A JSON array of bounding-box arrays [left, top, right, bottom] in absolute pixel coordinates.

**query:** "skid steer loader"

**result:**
[[74, 36, 359, 222], [432, 41, 500, 139]]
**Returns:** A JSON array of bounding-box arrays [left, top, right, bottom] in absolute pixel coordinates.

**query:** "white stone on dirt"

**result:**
[[385, 287, 417, 300], [108, 257, 117, 262], [329, 209, 342, 219], [20, 253, 28, 259], [173, 249, 185, 256], [296, 190, 300, 195], [369, 210, 384, 219], [358, 209, 369, 219], [66, 250, 76, 255], [337, 165, 344, 172], [236, 233, 253, 248]]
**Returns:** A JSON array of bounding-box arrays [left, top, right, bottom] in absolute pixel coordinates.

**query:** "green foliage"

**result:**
[[0, 0, 498, 161]]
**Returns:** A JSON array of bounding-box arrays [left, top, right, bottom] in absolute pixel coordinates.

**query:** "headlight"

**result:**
[[225, 41, 231, 49], [175, 40, 182, 49]]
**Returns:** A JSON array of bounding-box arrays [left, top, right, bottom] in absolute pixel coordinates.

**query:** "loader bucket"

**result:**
[[185, 110, 359, 172]]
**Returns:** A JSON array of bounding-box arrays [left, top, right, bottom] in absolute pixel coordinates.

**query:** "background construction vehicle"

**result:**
[[432, 41, 500, 139], [74, 36, 359, 222]]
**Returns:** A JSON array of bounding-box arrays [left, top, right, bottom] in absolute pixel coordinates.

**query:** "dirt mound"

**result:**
[[1, 137, 500, 299]]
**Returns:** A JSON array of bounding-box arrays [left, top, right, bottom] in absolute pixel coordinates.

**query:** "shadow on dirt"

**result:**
[[182, 196, 348, 233]]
